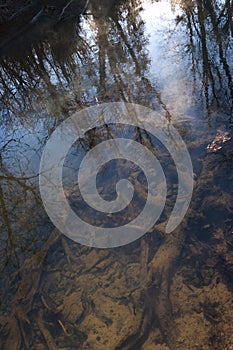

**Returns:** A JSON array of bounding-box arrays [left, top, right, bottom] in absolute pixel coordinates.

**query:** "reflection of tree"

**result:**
[[0, 0, 173, 121], [0, 1, 176, 348], [174, 0, 233, 112], [1, 1, 233, 349], [0, 149, 43, 267]]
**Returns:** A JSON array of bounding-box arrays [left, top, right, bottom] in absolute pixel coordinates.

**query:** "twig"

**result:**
[[58, 319, 72, 336], [58, 0, 74, 21]]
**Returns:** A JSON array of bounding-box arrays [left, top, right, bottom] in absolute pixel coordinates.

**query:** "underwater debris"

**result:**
[[207, 130, 231, 153]]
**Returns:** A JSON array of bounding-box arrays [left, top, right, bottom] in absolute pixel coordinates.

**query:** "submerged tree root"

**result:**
[[1, 228, 61, 350], [112, 223, 186, 350], [144, 225, 186, 350]]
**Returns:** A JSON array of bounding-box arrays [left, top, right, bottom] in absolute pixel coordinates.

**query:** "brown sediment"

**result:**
[[1, 228, 61, 350]]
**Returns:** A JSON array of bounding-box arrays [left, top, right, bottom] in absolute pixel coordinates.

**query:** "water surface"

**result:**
[[0, 0, 233, 349]]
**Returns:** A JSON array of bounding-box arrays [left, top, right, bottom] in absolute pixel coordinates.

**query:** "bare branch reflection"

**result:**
[[0, 1, 233, 349]]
